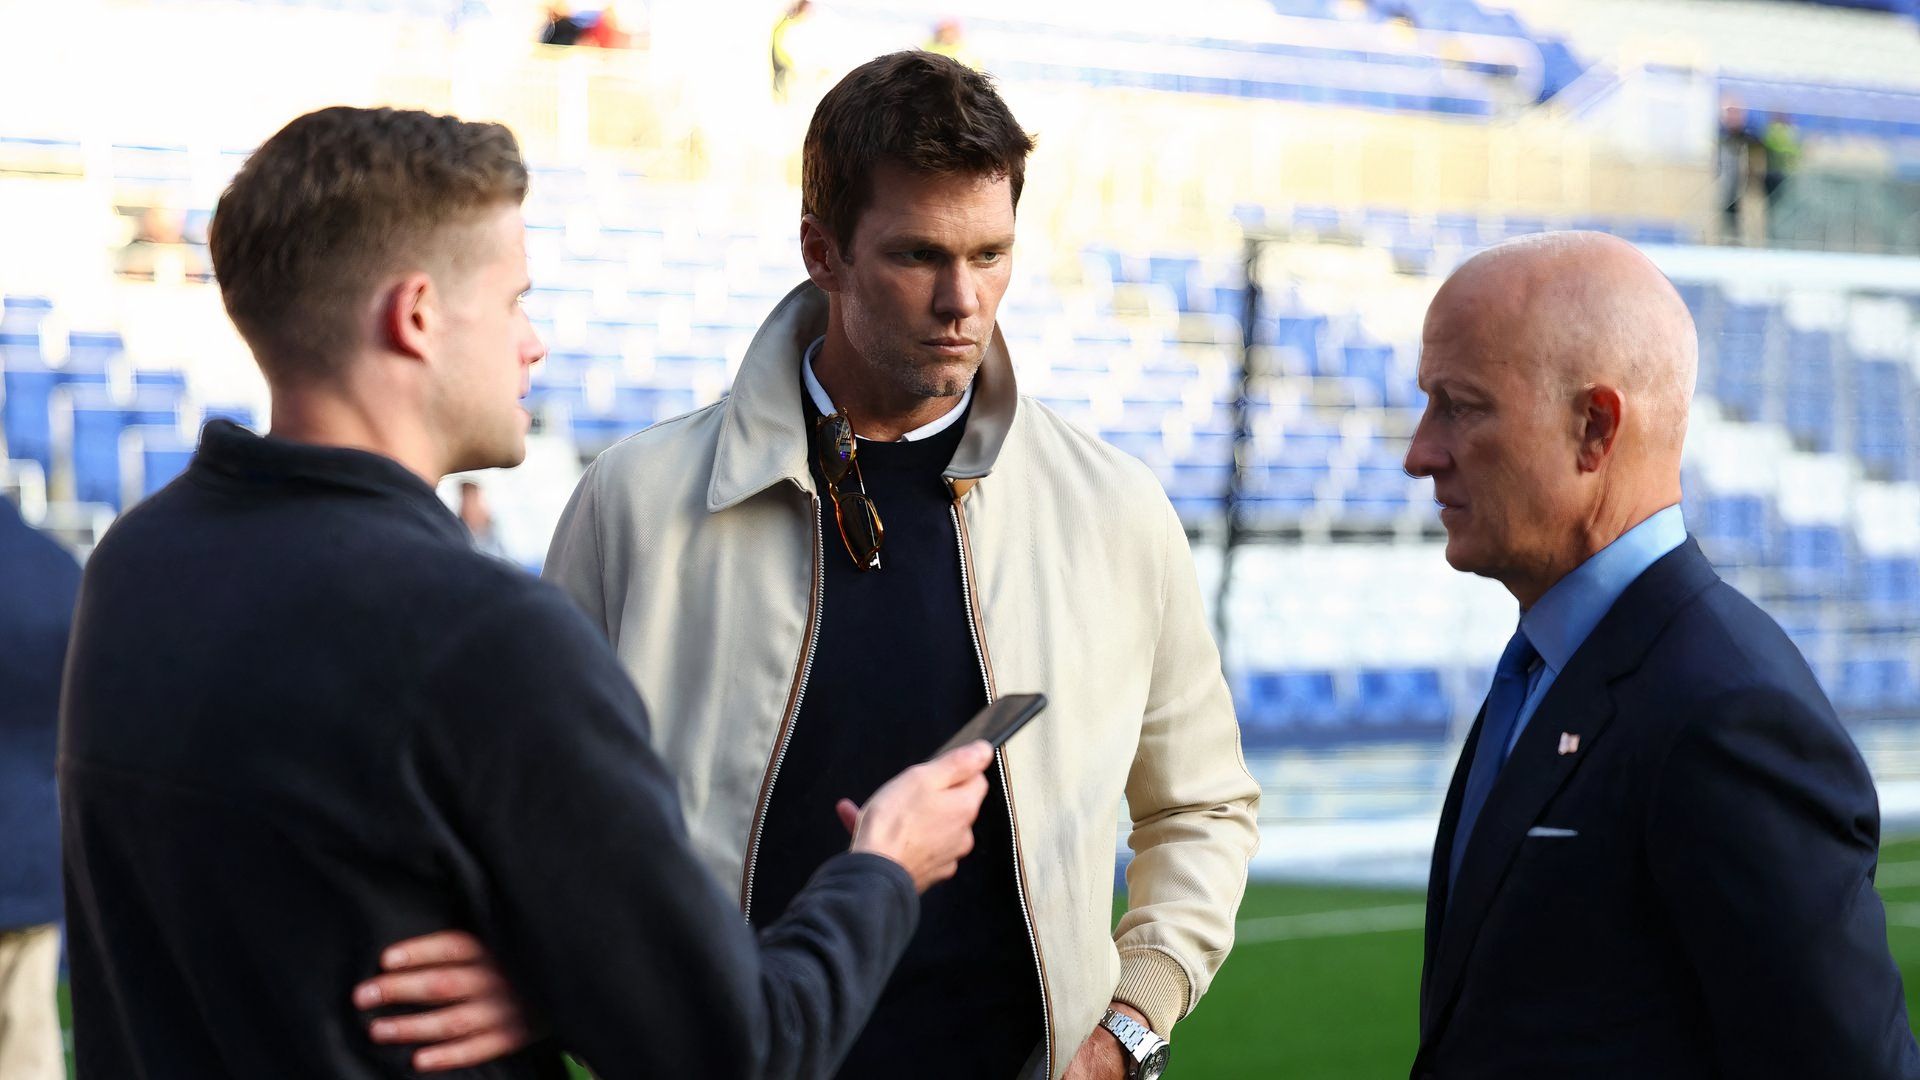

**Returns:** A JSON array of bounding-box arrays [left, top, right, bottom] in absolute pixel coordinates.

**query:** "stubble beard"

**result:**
[[873, 345, 980, 404]]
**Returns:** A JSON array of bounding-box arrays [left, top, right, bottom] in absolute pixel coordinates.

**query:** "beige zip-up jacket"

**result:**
[[545, 283, 1260, 1078]]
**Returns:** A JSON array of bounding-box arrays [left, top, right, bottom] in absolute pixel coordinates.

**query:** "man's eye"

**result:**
[[976, 251, 1002, 264]]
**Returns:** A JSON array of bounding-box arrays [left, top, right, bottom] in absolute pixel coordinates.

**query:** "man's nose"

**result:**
[[933, 264, 981, 324], [1404, 420, 1447, 478]]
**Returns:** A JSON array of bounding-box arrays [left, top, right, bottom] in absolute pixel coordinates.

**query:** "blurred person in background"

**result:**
[[770, 0, 812, 101], [1718, 100, 1763, 245], [1404, 231, 1919, 1079], [0, 495, 81, 1080], [578, 3, 633, 50], [58, 104, 994, 1079], [375, 50, 1259, 1080], [457, 479, 510, 562], [1762, 112, 1801, 216], [116, 203, 209, 284], [538, 2, 581, 47], [923, 18, 978, 70]]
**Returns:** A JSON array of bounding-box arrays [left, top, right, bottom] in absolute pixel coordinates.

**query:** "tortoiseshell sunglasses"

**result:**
[[813, 411, 884, 571]]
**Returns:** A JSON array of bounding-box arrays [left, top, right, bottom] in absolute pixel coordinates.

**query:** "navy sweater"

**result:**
[[60, 420, 919, 1079], [0, 496, 80, 931], [751, 400, 1044, 1078]]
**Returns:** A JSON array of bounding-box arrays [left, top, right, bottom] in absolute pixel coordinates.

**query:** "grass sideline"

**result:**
[[55, 835, 1920, 1078]]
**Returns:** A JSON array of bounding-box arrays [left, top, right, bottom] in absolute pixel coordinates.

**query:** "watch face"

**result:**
[[1141, 1045, 1171, 1080]]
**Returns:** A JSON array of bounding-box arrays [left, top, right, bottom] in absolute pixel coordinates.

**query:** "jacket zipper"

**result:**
[[741, 492, 826, 921], [950, 497, 1054, 1079]]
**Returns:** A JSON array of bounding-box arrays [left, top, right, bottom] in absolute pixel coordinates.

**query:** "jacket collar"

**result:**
[[191, 419, 466, 544], [705, 281, 1020, 513], [1418, 538, 1722, 1049]]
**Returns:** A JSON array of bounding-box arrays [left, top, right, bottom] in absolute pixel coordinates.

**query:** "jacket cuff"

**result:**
[[1112, 947, 1191, 1037], [825, 852, 918, 906]]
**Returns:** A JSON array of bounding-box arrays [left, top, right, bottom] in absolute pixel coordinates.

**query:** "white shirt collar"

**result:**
[[802, 336, 972, 442]]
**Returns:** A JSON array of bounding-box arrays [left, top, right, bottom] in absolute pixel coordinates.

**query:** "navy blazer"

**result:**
[[1415, 540, 1920, 1079], [0, 496, 81, 931]]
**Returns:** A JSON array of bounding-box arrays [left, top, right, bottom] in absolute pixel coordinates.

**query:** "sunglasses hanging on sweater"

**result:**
[[813, 411, 885, 571]]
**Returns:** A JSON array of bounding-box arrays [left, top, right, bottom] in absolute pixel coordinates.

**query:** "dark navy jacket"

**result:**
[[1417, 540, 1920, 1079], [0, 495, 81, 931], [60, 421, 918, 1079]]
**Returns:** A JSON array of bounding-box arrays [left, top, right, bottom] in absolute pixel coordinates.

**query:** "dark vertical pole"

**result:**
[[1216, 233, 1261, 651]]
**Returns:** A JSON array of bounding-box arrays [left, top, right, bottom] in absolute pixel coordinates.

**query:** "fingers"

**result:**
[[927, 739, 994, 782], [354, 962, 505, 1009], [835, 798, 860, 836], [410, 1026, 534, 1072], [954, 773, 989, 820], [378, 930, 489, 971], [368, 998, 518, 1046]]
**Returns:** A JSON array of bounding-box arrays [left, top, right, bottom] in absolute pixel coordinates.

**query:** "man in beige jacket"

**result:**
[[371, 50, 1258, 1080]]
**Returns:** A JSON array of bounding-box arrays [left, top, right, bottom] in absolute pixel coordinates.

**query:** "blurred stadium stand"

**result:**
[[10, 0, 1920, 868]]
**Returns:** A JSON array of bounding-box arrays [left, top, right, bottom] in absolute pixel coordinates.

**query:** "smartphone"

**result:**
[[932, 692, 1047, 759]]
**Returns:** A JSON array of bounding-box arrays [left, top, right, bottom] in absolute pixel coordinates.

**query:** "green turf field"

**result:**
[[1156, 834, 1920, 1079], [53, 835, 1920, 1078]]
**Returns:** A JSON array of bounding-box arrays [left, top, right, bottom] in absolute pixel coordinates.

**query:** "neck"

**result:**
[[813, 320, 967, 443], [267, 373, 443, 486], [1503, 484, 1680, 609]]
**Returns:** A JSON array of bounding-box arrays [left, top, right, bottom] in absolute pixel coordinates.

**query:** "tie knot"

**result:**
[[1497, 628, 1538, 680]]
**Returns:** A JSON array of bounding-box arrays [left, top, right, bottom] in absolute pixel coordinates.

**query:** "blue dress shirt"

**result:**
[[1503, 504, 1690, 757]]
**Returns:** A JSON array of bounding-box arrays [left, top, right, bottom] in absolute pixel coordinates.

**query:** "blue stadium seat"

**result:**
[[1342, 454, 1414, 521], [1839, 654, 1920, 712], [3, 362, 109, 475], [137, 430, 197, 499], [1862, 556, 1920, 608], [1, 294, 52, 334], [1236, 669, 1342, 742], [1433, 212, 1483, 248], [1782, 329, 1839, 450], [1148, 256, 1199, 311], [1853, 359, 1911, 479], [1166, 463, 1231, 501], [1713, 327, 1768, 421], [1354, 668, 1450, 729], [66, 331, 127, 372], [1340, 341, 1395, 404], [68, 385, 184, 508], [1696, 494, 1769, 566], [1234, 464, 1325, 523], [1102, 429, 1166, 461], [1777, 523, 1849, 597]]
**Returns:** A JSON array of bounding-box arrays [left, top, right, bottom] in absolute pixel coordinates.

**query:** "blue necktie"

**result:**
[[1448, 628, 1539, 893]]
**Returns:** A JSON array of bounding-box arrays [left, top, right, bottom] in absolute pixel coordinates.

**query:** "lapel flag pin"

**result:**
[[1558, 732, 1581, 756]]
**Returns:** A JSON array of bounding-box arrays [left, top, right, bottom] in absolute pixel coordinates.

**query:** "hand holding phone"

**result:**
[[931, 692, 1047, 759]]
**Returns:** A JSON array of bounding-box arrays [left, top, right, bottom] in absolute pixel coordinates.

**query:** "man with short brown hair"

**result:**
[[383, 51, 1259, 1080], [58, 104, 994, 1079], [559, 49, 1258, 1080]]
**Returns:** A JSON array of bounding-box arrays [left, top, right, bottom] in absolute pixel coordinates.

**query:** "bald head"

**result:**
[[1430, 231, 1698, 457], [1407, 232, 1699, 605]]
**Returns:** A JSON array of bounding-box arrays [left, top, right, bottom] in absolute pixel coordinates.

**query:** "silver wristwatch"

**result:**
[[1099, 1008, 1171, 1080]]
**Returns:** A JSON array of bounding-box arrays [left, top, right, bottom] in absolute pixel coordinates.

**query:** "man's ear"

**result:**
[[800, 215, 843, 293], [1576, 384, 1624, 473], [382, 272, 435, 363]]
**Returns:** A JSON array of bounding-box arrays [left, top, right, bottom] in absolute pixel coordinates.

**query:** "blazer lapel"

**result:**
[[1417, 540, 1723, 1050], [1420, 699, 1480, 1032]]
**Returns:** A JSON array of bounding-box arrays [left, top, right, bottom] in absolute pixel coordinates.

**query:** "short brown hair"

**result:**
[[209, 106, 527, 383], [803, 51, 1035, 252]]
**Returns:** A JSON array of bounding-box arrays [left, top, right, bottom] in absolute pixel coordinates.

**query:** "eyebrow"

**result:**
[[1423, 376, 1484, 399], [885, 234, 1016, 252]]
